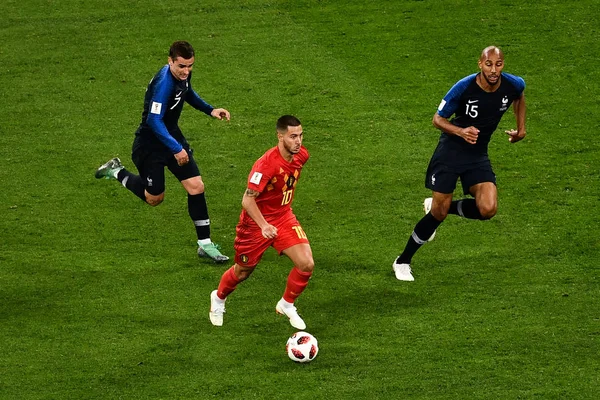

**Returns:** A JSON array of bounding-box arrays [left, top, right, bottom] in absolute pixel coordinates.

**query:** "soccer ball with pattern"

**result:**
[[286, 331, 318, 363]]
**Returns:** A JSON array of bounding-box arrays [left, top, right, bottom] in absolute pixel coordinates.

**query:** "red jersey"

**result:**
[[242, 145, 310, 221]]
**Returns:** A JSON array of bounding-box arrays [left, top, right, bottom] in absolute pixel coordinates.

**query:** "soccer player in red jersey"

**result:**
[[209, 115, 314, 329]]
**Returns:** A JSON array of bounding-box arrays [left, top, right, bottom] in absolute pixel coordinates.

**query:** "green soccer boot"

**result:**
[[198, 242, 229, 263], [95, 157, 123, 180]]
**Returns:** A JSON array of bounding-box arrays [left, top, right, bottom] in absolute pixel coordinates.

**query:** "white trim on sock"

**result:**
[[411, 231, 428, 245], [194, 219, 211, 227], [457, 200, 465, 217]]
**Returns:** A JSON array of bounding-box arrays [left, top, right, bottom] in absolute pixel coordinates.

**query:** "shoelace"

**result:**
[[212, 303, 226, 314], [203, 243, 222, 251], [280, 303, 298, 315]]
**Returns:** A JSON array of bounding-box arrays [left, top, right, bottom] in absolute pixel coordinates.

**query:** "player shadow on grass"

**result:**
[[308, 259, 429, 325]]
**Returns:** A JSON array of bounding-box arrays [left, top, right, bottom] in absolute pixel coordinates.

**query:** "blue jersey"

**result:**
[[135, 65, 214, 154], [436, 72, 525, 155]]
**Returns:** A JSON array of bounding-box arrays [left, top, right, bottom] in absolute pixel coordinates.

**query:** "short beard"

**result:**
[[483, 72, 500, 87]]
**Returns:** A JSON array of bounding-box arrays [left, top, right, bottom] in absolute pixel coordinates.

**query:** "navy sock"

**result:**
[[188, 193, 210, 241], [117, 169, 146, 202], [397, 213, 442, 264], [448, 199, 483, 220]]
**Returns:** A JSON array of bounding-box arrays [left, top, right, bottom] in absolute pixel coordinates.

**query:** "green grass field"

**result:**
[[1, 0, 599, 398]]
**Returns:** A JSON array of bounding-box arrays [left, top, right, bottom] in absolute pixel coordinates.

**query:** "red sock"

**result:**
[[217, 267, 242, 299], [283, 267, 312, 303]]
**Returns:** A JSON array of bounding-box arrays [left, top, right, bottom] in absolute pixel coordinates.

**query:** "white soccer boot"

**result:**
[[209, 290, 226, 327], [393, 261, 415, 281], [423, 197, 436, 241], [276, 299, 306, 330]]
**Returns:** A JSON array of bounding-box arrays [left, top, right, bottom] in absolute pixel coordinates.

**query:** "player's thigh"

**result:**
[[273, 214, 312, 271], [460, 163, 496, 195], [282, 244, 314, 273], [425, 159, 459, 194], [470, 182, 497, 217], [132, 147, 167, 195], [234, 222, 273, 268], [168, 150, 201, 188]]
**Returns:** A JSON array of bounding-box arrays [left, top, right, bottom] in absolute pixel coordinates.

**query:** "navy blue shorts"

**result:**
[[425, 154, 496, 195], [132, 144, 200, 196]]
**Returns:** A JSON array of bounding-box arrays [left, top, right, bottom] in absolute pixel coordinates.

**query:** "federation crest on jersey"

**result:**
[[500, 96, 509, 111], [283, 170, 299, 191], [286, 175, 296, 188]]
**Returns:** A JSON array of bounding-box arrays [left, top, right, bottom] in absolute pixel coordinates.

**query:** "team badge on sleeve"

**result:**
[[437, 99, 446, 111], [250, 171, 263, 185], [151, 102, 162, 115]]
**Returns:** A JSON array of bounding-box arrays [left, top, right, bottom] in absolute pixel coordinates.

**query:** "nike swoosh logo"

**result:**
[[467, 99, 479, 104]]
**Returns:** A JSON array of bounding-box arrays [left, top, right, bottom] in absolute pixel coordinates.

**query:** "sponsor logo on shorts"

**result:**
[[240, 255, 249, 264], [147, 177, 153, 187], [431, 174, 436, 186]]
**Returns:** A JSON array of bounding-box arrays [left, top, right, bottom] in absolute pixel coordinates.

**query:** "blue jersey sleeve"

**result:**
[[186, 88, 214, 115], [501, 72, 526, 97], [146, 69, 184, 154], [436, 73, 477, 118]]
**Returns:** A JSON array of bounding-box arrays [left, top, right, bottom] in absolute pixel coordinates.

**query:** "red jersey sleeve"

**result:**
[[247, 148, 277, 193]]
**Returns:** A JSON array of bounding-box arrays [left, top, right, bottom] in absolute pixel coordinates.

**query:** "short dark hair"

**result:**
[[276, 115, 302, 133], [169, 41, 195, 60]]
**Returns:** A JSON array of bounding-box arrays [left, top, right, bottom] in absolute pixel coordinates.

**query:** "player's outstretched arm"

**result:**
[[506, 93, 527, 143], [241, 189, 277, 239]]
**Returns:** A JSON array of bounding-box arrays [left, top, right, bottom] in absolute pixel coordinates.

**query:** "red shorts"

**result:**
[[234, 211, 309, 267]]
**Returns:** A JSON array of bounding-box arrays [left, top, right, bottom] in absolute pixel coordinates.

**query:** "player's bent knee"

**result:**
[[182, 177, 205, 195], [234, 264, 254, 281], [187, 184, 205, 195], [296, 258, 315, 273], [431, 208, 449, 221], [146, 193, 164, 207], [478, 205, 497, 220]]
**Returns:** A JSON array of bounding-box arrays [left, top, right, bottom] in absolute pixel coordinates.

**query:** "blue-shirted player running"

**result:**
[[393, 46, 527, 281], [95, 41, 230, 262]]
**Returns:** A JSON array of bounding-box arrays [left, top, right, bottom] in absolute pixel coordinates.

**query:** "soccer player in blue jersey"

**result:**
[[393, 46, 527, 281], [95, 41, 230, 263]]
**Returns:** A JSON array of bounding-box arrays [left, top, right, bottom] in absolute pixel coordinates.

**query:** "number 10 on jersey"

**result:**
[[292, 225, 307, 239], [281, 189, 294, 205]]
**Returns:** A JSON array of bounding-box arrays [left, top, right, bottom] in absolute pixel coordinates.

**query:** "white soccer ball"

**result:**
[[286, 331, 319, 363]]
